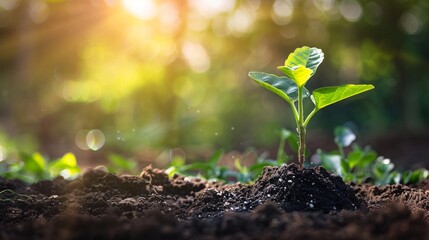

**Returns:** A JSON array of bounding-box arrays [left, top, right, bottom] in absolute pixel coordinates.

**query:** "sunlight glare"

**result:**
[[121, 0, 157, 20], [190, 0, 235, 17]]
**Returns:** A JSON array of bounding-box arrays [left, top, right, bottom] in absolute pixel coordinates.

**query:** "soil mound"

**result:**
[[190, 164, 364, 218], [248, 164, 363, 212]]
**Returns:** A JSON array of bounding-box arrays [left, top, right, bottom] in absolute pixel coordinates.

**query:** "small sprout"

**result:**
[[318, 126, 429, 185], [1, 152, 81, 183], [249, 46, 374, 167]]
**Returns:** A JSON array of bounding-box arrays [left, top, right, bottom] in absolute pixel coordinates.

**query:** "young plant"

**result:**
[[317, 126, 429, 185], [107, 154, 137, 174], [0, 152, 81, 183], [249, 46, 374, 167], [166, 149, 230, 181], [165, 130, 296, 183]]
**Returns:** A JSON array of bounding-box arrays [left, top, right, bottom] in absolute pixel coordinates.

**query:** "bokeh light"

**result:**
[[86, 129, 105, 151], [272, 0, 294, 25], [189, 0, 235, 17], [29, 0, 49, 24], [340, 0, 362, 22], [0, 0, 19, 11], [182, 41, 211, 73], [399, 12, 422, 35], [121, 0, 157, 20], [75, 130, 90, 151], [75, 129, 106, 151]]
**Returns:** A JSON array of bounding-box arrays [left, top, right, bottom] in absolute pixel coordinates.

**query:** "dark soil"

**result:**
[[0, 164, 428, 240]]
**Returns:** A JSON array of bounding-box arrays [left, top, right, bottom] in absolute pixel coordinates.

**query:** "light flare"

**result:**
[[121, 0, 157, 20]]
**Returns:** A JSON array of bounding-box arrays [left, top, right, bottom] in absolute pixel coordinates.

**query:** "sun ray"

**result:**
[[0, 3, 130, 82]]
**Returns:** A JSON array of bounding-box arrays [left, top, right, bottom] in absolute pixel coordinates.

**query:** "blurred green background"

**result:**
[[0, 0, 428, 169]]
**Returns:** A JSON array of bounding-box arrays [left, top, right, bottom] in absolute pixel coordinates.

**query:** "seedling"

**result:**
[[166, 149, 230, 180], [166, 130, 295, 183], [107, 154, 137, 174], [249, 46, 374, 167], [318, 126, 429, 185], [0, 152, 81, 183]]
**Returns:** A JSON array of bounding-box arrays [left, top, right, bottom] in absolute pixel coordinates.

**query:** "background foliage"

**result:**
[[0, 0, 428, 170]]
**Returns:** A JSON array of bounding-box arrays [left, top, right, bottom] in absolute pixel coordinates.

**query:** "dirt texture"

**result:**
[[0, 163, 428, 240]]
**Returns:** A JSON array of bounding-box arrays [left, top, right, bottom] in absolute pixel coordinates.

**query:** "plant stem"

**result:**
[[297, 87, 306, 168], [298, 125, 306, 168], [337, 144, 345, 160]]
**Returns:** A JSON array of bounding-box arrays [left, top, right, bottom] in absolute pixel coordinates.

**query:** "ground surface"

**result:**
[[0, 164, 428, 240]]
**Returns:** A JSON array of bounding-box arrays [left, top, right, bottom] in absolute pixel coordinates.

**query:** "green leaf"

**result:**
[[170, 157, 185, 167], [165, 166, 178, 178], [406, 169, 429, 184], [319, 152, 343, 177], [346, 147, 377, 169], [312, 84, 374, 110], [107, 154, 136, 173], [373, 157, 395, 184], [208, 149, 224, 165], [180, 162, 211, 172], [54, 153, 78, 167], [280, 46, 324, 76], [277, 47, 319, 86], [280, 128, 292, 139], [277, 65, 313, 87], [334, 126, 356, 148], [21, 152, 47, 179], [389, 171, 401, 184], [248, 71, 310, 104], [234, 159, 248, 174], [49, 153, 81, 179], [351, 145, 378, 166]]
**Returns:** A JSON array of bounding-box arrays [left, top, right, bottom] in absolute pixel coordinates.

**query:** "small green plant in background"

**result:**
[[249, 46, 374, 167], [166, 149, 230, 181], [230, 128, 297, 183], [165, 124, 428, 185], [317, 126, 429, 185], [107, 154, 138, 174], [166, 129, 296, 183], [0, 152, 81, 183], [166, 149, 271, 183]]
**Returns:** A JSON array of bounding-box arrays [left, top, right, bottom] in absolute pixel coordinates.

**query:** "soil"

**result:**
[[0, 164, 428, 240]]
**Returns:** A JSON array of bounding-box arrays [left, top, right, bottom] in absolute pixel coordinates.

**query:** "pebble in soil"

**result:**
[[190, 163, 365, 218]]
